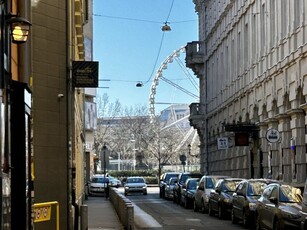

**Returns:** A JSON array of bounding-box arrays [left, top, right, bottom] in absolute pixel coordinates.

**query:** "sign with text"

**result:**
[[266, 128, 280, 143], [217, 137, 229, 149], [72, 61, 98, 87]]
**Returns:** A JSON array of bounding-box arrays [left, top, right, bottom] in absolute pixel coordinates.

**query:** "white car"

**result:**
[[89, 174, 109, 196], [124, 177, 147, 196], [108, 177, 122, 188]]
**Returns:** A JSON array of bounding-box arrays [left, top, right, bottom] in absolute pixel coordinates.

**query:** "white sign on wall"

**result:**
[[217, 137, 229, 149], [266, 128, 280, 143]]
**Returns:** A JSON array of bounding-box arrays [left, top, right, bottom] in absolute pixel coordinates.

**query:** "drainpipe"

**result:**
[[66, 0, 79, 229]]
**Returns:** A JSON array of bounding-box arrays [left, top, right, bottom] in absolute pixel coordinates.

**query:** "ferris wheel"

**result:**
[[148, 46, 200, 154], [149, 46, 199, 121]]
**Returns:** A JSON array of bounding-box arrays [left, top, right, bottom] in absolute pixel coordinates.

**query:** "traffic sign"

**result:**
[[266, 128, 280, 143]]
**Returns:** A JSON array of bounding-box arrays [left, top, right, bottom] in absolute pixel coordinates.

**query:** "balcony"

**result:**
[[185, 41, 204, 75], [189, 103, 204, 129]]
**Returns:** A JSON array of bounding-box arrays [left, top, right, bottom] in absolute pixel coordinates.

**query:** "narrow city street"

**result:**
[[115, 187, 246, 230]]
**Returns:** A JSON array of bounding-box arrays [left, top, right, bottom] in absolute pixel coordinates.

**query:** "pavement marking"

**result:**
[[186, 218, 201, 222], [133, 203, 162, 228]]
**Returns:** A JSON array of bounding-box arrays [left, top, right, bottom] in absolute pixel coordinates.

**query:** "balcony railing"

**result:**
[[185, 41, 204, 69], [189, 103, 204, 128]]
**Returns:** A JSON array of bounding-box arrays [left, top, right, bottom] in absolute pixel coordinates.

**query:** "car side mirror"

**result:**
[[236, 191, 244, 196], [269, 197, 278, 204]]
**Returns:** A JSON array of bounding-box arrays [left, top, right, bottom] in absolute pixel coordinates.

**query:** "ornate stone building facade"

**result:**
[[187, 0, 307, 187]]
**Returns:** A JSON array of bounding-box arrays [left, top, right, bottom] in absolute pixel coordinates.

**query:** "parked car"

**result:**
[[124, 176, 147, 196], [194, 175, 229, 213], [208, 178, 243, 219], [160, 172, 180, 198], [180, 178, 199, 209], [88, 174, 109, 196], [232, 178, 278, 227], [164, 177, 177, 200], [255, 183, 303, 230], [301, 178, 307, 229], [108, 177, 122, 188], [173, 172, 203, 204]]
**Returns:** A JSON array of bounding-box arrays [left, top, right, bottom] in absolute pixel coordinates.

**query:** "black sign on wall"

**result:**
[[72, 61, 99, 87], [235, 133, 249, 146]]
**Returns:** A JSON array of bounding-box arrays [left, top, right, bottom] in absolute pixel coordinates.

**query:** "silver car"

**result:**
[[194, 175, 229, 213], [124, 177, 147, 196]]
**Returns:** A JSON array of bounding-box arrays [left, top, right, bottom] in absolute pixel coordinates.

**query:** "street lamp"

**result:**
[[6, 15, 32, 44], [130, 140, 136, 170], [0, 7, 32, 229], [101, 144, 107, 198]]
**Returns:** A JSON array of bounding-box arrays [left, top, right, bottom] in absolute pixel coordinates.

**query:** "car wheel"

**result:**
[[242, 210, 249, 227], [218, 204, 224, 219], [184, 198, 189, 209], [208, 202, 214, 216], [200, 200, 206, 213], [273, 217, 280, 230], [193, 200, 198, 212], [231, 208, 238, 224], [255, 213, 261, 230]]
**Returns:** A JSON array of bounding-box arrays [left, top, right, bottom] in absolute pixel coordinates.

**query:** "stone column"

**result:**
[[256, 122, 268, 178], [275, 114, 291, 181], [264, 118, 279, 180], [287, 109, 305, 183]]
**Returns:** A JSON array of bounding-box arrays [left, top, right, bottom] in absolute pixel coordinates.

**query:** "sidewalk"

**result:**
[[85, 197, 125, 230]]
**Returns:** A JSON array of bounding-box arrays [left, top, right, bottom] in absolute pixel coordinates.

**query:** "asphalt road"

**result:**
[[117, 186, 247, 230]]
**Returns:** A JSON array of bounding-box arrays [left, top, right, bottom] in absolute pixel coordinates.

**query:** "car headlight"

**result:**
[[224, 198, 231, 203], [249, 203, 257, 211], [124, 186, 129, 190]]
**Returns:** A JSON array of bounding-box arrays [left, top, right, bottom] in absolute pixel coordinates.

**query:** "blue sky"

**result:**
[[93, 0, 199, 115]]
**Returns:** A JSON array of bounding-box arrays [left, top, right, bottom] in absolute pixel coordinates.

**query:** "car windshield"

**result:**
[[92, 177, 109, 183], [188, 180, 198, 189], [247, 181, 267, 196], [127, 178, 144, 183], [206, 178, 217, 189], [165, 174, 178, 181], [222, 181, 240, 192], [279, 185, 302, 203]]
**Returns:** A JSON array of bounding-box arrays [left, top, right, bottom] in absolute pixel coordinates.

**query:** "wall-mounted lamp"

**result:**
[[6, 14, 32, 44]]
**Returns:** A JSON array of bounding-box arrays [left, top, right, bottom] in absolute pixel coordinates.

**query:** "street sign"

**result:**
[[217, 137, 228, 149], [179, 154, 186, 162], [266, 128, 280, 143]]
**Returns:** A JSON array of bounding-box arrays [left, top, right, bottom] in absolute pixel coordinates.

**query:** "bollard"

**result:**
[[80, 205, 88, 230]]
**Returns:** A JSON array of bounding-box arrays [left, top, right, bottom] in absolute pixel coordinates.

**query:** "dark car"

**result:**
[[173, 172, 203, 204], [194, 175, 229, 213], [232, 178, 278, 227], [159, 172, 180, 198], [180, 178, 199, 209], [255, 183, 303, 230], [301, 178, 307, 229], [208, 178, 243, 219]]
